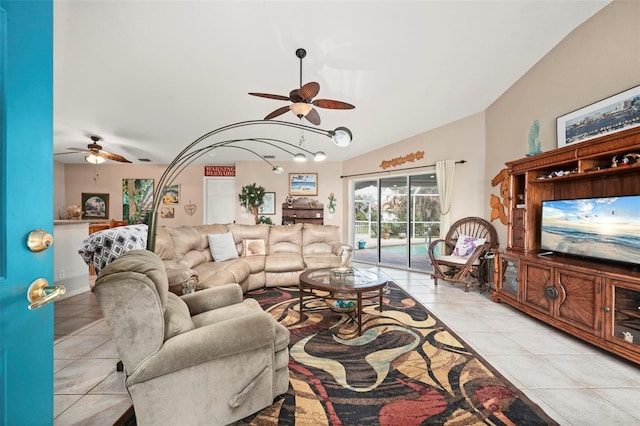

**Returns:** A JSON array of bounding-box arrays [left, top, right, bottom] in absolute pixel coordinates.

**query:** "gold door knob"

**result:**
[[27, 229, 53, 252], [27, 278, 66, 310]]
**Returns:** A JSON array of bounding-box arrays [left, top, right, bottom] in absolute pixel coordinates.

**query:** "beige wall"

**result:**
[[485, 0, 640, 245], [56, 160, 345, 234], [341, 112, 487, 233], [235, 160, 344, 228]]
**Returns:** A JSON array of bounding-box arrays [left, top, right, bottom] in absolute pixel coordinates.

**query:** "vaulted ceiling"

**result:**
[[53, 0, 610, 165]]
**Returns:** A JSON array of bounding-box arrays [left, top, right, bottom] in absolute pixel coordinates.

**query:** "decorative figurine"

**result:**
[[328, 192, 336, 213], [526, 120, 542, 157]]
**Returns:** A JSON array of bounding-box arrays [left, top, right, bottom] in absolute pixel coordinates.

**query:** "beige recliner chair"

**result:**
[[93, 249, 290, 425]]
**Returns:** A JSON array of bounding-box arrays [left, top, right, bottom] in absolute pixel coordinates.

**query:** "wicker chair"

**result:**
[[428, 217, 498, 292]]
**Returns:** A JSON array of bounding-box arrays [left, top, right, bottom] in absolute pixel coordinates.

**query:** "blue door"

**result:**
[[0, 1, 54, 424]]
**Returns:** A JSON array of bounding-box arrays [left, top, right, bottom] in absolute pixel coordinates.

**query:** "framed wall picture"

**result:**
[[123, 178, 154, 224], [82, 193, 109, 219], [289, 173, 318, 196], [160, 207, 175, 218], [162, 184, 180, 204], [258, 192, 276, 215], [557, 85, 640, 148]]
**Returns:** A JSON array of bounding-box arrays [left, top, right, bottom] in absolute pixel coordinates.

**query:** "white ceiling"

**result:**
[[53, 0, 611, 165]]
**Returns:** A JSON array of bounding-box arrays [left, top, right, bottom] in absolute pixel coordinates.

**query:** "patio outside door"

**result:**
[[0, 1, 55, 424]]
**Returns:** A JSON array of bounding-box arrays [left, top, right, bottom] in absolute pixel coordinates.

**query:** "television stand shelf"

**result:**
[[492, 126, 640, 365]]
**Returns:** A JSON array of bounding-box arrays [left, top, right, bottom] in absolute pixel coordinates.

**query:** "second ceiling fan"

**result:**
[[249, 48, 355, 125]]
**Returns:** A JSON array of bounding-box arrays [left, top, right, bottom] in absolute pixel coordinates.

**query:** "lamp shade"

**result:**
[[331, 127, 352, 147], [85, 153, 106, 164], [290, 102, 313, 117], [294, 153, 307, 162], [313, 151, 326, 161]]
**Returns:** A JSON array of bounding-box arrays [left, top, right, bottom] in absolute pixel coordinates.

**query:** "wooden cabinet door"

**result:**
[[555, 268, 602, 336], [522, 261, 553, 315], [494, 252, 519, 301]]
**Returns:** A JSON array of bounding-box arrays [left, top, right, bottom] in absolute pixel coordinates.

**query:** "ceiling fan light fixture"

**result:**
[[330, 126, 352, 148], [290, 102, 313, 117], [272, 165, 284, 174], [294, 153, 307, 162], [85, 153, 106, 164], [313, 151, 326, 161]]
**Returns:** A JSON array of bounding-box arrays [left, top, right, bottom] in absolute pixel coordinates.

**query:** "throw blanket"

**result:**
[[78, 224, 148, 275]]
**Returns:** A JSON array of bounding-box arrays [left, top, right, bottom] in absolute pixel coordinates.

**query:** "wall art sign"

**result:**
[[289, 173, 318, 196], [204, 165, 236, 176], [82, 193, 109, 219], [557, 85, 640, 148]]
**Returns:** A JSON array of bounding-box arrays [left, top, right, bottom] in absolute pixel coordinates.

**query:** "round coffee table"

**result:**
[[298, 268, 388, 335]]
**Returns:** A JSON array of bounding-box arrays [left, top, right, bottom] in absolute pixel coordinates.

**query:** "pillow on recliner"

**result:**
[[208, 232, 239, 262]]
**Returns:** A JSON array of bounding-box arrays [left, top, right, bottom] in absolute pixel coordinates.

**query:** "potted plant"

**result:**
[[238, 183, 266, 224], [258, 216, 273, 225], [382, 225, 391, 239]]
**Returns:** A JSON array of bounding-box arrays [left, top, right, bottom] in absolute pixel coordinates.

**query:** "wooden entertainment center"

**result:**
[[492, 126, 640, 364]]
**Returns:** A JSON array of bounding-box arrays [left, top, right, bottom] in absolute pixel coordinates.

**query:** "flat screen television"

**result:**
[[540, 195, 640, 266]]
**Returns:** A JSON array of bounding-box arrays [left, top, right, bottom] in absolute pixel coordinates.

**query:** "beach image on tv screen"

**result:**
[[541, 196, 640, 265]]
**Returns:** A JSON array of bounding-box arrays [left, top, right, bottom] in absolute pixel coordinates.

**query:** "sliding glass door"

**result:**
[[351, 173, 438, 271], [352, 179, 378, 264], [379, 176, 408, 267], [408, 173, 439, 270]]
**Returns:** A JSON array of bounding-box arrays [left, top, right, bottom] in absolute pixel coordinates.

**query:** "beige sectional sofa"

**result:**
[[154, 222, 350, 294]]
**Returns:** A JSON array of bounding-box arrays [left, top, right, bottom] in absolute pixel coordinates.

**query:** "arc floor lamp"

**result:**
[[146, 119, 352, 251]]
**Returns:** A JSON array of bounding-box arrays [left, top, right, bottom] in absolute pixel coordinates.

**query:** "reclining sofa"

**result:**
[[154, 222, 351, 294]]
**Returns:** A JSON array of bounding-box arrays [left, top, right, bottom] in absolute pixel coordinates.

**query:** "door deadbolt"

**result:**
[[27, 229, 53, 252]]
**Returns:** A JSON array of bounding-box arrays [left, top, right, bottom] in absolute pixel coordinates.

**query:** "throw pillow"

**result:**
[[242, 238, 267, 257], [208, 232, 239, 262], [453, 235, 486, 257]]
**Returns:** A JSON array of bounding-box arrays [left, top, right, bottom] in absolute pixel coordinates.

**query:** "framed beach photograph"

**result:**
[[289, 173, 318, 196], [557, 85, 640, 148], [258, 192, 276, 215], [162, 184, 180, 204], [81, 193, 109, 219]]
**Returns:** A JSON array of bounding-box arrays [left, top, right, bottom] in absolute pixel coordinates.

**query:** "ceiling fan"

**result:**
[[249, 48, 355, 125], [56, 135, 132, 164]]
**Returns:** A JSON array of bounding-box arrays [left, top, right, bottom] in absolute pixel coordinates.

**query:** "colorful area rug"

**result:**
[[237, 282, 558, 425]]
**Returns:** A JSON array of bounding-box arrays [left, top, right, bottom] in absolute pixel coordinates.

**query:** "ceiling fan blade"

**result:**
[[248, 92, 290, 101], [299, 81, 320, 100], [65, 147, 89, 153], [99, 150, 132, 163], [54, 151, 83, 156], [304, 108, 321, 125], [264, 105, 291, 120], [312, 99, 356, 110]]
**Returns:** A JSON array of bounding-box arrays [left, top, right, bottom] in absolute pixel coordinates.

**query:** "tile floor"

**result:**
[[54, 266, 640, 425]]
